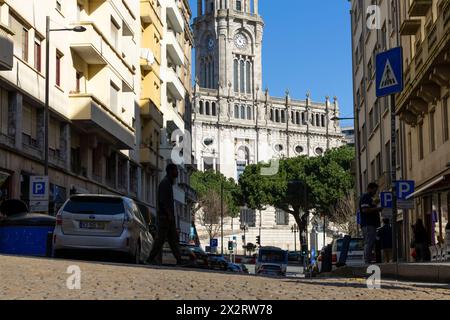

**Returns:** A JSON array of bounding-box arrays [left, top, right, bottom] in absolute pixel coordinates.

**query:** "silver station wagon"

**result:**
[[53, 195, 154, 264]]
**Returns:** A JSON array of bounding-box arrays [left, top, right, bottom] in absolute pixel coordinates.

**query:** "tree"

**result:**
[[239, 145, 355, 250], [191, 170, 241, 241]]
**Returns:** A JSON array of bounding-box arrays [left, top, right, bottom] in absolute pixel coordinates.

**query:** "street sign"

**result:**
[[29, 176, 49, 213], [376, 47, 403, 97], [381, 190, 414, 210], [210, 239, 218, 248], [396, 180, 415, 200]]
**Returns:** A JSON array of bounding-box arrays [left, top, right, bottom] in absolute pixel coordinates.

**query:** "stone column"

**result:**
[[254, 0, 258, 14], [9, 92, 22, 149], [61, 123, 71, 171]]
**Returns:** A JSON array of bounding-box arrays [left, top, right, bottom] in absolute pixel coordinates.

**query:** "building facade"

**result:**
[[192, 0, 344, 251], [351, 0, 450, 261], [397, 0, 449, 258], [0, 0, 195, 236], [159, 0, 196, 242]]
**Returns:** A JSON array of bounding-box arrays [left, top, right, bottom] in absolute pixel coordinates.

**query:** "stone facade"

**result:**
[[191, 0, 345, 251]]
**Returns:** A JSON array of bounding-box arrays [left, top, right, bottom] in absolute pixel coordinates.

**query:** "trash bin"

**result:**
[[0, 213, 56, 257]]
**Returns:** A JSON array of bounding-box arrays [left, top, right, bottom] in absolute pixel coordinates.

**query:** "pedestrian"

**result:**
[[359, 182, 383, 264], [377, 218, 393, 263], [412, 218, 428, 262], [146, 164, 183, 265]]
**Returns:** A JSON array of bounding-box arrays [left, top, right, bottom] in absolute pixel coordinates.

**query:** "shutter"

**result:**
[[31, 107, 37, 140], [22, 104, 31, 136]]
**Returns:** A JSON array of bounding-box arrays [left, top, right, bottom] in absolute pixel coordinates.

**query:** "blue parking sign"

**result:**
[[376, 47, 403, 97], [396, 180, 415, 200], [210, 239, 218, 248]]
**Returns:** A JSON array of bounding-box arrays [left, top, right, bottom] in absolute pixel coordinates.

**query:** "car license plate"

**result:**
[[80, 221, 105, 230]]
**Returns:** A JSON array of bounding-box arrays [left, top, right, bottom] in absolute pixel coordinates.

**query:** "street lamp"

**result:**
[[240, 224, 248, 255], [44, 17, 86, 176], [291, 224, 298, 252]]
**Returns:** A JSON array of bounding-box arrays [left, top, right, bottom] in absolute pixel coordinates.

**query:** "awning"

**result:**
[[406, 175, 447, 200]]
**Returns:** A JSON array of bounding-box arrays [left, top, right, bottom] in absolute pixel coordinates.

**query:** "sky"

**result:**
[[188, 0, 354, 127]]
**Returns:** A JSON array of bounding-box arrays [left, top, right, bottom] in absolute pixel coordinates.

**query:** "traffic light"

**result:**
[[256, 236, 261, 246], [228, 241, 233, 251], [301, 245, 308, 257]]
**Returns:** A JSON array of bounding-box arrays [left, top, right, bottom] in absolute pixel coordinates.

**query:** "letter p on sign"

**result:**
[[396, 180, 415, 200]]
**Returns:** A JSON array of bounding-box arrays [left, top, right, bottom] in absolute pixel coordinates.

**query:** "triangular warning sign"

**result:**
[[379, 59, 399, 89]]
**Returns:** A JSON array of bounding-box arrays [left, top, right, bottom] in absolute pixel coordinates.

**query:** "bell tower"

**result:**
[[193, 0, 264, 98]]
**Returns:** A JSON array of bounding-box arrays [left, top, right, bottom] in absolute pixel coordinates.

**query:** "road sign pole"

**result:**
[[390, 94, 398, 263]]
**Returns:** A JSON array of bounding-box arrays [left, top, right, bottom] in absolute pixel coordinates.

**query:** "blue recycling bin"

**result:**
[[0, 213, 56, 257]]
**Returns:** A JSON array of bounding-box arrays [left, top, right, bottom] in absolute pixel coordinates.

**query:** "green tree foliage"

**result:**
[[239, 145, 355, 247]]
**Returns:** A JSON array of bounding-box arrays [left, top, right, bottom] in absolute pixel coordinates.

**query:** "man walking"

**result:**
[[147, 164, 183, 265], [359, 183, 383, 264], [377, 218, 393, 263]]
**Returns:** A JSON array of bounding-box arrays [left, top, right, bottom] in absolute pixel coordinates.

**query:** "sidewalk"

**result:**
[[327, 262, 450, 284]]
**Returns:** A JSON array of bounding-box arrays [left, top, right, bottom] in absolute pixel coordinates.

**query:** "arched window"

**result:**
[[240, 105, 246, 119], [240, 60, 245, 93], [275, 109, 280, 122], [247, 106, 252, 120], [316, 114, 320, 126], [291, 111, 294, 123], [201, 61, 206, 88], [210, 60, 214, 88], [199, 101, 204, 114], [212, 102, 216, 116], [234, 59, 239, 92], [296, 112, 300, 125], [234, 104, 239, 118], [246, 60, 251, 94], [311, 113, 315, 126], [270, 109, 274, 121], [281, 110, 285, 123], [302, 112, 306, 124], [205, 61, 210, 88], [205, 101, 210, 115], [321, 114, 326, 127]]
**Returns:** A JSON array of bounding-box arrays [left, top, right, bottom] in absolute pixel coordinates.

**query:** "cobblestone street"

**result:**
[[0, 255, 448, 300]]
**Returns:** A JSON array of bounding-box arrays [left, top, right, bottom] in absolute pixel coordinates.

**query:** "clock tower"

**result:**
[[193, 0, 264, 98]]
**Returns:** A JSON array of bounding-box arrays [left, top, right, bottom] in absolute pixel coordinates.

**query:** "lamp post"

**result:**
[[240, 224, 248, 255], [291, 224, 298, 252], [44, 16, 86, 176]]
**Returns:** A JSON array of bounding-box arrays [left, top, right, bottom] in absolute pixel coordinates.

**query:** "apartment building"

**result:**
[[350, 0, 409, 259], [158, 0, 196, 242], [0, 0, 157, 215], [397, 0, 449, 256], [140, 0, 165, 219]]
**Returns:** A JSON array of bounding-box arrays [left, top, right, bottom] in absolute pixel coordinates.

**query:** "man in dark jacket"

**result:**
[[147, 164, 182, 265]]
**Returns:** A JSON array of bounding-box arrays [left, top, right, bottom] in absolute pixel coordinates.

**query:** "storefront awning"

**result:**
[[406, 175, 449, 200]]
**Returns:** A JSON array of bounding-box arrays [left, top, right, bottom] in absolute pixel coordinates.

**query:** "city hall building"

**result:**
[[191, 0, 345, 251]]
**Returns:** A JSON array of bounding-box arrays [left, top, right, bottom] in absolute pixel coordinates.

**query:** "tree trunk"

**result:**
[[292, 206, 308, 253]]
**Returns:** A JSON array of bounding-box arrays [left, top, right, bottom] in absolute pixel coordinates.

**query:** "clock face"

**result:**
[[234, 33, 247, 49], [207, 37, 215, 50]]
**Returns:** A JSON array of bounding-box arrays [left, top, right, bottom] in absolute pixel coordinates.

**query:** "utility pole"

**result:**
[[220, 179, 224, 255]]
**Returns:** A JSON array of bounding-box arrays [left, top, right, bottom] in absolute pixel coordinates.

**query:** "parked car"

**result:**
[[255, 246, 288, 276], [208, 254, 229, 271], [163, 243, 209, 268], [227, 263, 247, 273], [331, 237, 365, 268], [240, 264, 249, 274], [53, 195, 154, 264]]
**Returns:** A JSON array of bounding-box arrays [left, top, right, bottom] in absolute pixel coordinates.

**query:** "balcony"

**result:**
[[141, 0, 163, 30], [140, 99, 163, 126], [140, 47, 155, 71], [140, 146, 159, 168], [166, 0, 184, 33], [0, 23, 13, 71], [400, 19, 421, 36], [166, 67, 185, 100], [166, 30, 184, 66], [70, 23, 107, 65], [409, 0, 432, 17], [69, 94, 135, 150]]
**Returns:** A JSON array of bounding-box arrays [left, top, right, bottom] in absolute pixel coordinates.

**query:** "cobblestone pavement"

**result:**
[[0, 255, 448, 300]]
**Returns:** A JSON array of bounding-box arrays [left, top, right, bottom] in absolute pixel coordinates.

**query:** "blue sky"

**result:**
[[189, 0, 354, 126]]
